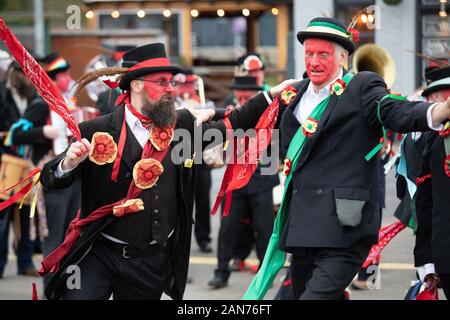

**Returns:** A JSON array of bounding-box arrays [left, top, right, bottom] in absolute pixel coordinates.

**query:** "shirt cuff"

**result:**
[[417, 263, 436, 282], [427, 103, 444, 131], [55, 157, 77, 178], [263, 91, 273, 105]]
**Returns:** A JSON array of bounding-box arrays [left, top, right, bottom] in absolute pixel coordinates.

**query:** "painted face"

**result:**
[[428, 88, 450, 102], [304, 39, 340, 87], [54, 71, 73, 93], [176, 82, 198, 101], [142, 72, 176, 103], [248, 69, 265, 87], [234, 90, 257, 106]]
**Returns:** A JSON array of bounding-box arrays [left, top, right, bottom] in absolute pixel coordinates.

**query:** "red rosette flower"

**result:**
[[89, 132, 118, 165], [439, 121, 450, 138], [149, 126, 173, 151], [133, 158, 164, 190], [330, 79, 346, 96], [283, 158, 292, 177], [445, 155, 450, 178], [113, 199, 145, 217], [302, 118, 319, 137], [347, 28, 360, 43], [281, 86, 298, 105]]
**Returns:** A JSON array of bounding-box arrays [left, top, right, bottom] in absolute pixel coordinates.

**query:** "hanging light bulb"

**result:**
[[217, 9, 225, 17], [191, 9, 199, 18], [85, 10, 95, 19], [163, 9, 172, 18], [111, 10, 120, 19], [242, 9, 250, 17], [271, 8, 279, 16], [137, 10, 146, 18]]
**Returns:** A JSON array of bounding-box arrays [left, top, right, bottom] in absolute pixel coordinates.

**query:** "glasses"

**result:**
[[136, 79, 178, 87]]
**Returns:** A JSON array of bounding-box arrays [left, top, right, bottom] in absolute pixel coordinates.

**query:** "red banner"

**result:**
[[0, 17, 81, 141]]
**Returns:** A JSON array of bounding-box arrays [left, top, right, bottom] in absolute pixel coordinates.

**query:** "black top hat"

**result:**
[[41, 52, 70, 79], [229, 76, 263, 91], [422, 65, 450, 97], [297, 17, 355, 55], [237, 53, 265, 71], [119, 43, 180, 90]]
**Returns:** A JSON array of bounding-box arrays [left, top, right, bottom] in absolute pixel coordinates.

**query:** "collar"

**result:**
[[306, 68, 344, 96], [124, 104, 147, 131]]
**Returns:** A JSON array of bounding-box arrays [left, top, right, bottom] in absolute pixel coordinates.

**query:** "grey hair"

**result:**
[[334, 43, 349, 66]]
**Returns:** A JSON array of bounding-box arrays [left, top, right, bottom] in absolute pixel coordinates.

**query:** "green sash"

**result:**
[[243, 73, 354, 300]]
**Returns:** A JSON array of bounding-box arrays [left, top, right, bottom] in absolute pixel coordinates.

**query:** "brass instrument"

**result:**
[[352, 44, 396, 88]]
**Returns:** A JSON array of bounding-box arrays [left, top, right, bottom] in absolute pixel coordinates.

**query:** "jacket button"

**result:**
[[154, 195, 159, 200], [316, 189, 323, 195], [317, 167, 324, 172], [154, 208, 159, 214], [153, 221, 159, 226], [293, 189, 298, 194], [124, 172, 131, 179], [326, 141, 333, 147]]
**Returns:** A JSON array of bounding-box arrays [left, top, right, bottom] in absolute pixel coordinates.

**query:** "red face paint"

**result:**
[[442, 88, 450, 101], [54, 71, 72, 93], [304, 39, 340, 87], [248, 70, 265, 87], [234, 90, 257, 106], [142, 72, 176, 103]]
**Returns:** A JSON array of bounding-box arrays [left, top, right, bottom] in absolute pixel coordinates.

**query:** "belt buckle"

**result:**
[[122, 245, 132, 259]]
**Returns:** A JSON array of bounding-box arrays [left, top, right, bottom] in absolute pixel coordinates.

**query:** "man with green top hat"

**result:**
[[243, 17, 450, 300]]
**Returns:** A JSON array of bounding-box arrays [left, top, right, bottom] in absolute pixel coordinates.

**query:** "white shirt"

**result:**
[[294, 69, 343, 124]]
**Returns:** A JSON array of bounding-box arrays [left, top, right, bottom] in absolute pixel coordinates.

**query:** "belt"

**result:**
[[98, 236, 160, 259]]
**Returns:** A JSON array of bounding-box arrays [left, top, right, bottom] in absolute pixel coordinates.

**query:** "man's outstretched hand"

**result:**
[[269, 79, 299, 97], [62, 138, 92, 171]]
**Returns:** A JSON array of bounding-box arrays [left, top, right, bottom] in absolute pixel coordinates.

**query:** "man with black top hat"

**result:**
[[243, 17, 450, 300], [9, 52, 81, 286], [414, 64, 450, 299], [208, 76, 279, 289], [38, 43, 293, 300]]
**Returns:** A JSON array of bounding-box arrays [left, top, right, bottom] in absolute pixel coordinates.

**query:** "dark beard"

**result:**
[[142, 94, 177, 128]]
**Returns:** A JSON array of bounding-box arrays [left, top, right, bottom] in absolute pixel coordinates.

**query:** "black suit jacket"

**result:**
[[278, 71, 432, 251], [39, 93, 270, 300], [414, 131, 450, 273]]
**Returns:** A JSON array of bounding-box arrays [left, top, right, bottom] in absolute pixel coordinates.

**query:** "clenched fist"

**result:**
[[61, 138, 92, 171]]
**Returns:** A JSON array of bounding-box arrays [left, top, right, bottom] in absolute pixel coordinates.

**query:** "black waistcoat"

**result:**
[[103, 124, 178, 249]]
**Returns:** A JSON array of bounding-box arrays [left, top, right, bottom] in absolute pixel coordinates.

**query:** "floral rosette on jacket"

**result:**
[[133, 158, 164, 190], [89, 132, 118, 165]]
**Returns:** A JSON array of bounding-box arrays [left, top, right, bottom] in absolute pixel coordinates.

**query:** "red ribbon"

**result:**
[[362, 221, 407, 268], [32, 283, 38, 301], [0, 18, 81, 141], [127, 58, 170, 72], [0, 167, 41, 212], [416, 174, 432, 186], [211, 97, 280, 216]]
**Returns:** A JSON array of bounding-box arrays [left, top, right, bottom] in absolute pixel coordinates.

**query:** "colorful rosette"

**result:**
[[89, 132, 118, 165], [282, 158, 292, 177], [133, 158, 164, 190], [439, 121, 450, 138], [280, 86, 298, 106], [330, 79, 346, 96], [149, 126, 173, 151], [347, 28, 360, 43], [302, 118, 319, 137], [113, 199, 145, 217]]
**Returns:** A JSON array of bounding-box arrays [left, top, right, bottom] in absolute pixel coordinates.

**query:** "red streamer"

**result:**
[[32, 283, 38, 301], [0, 18, 81, 141]]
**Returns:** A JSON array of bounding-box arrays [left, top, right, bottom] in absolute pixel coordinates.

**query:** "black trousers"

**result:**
[[290, 241, 372, 300], [43, 180, 80, 286], [61, 237, 170, 300], [194, 164, 211, 247], [217, 190, 274, 276]]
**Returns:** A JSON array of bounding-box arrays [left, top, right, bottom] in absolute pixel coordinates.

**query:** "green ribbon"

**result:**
[[243, 73, 354, 300], [365, 94, 407, 162]]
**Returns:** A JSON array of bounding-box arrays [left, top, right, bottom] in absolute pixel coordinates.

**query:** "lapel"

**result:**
[[294, 72, 347, 170], [281, 81, 309, 144], [109, 105, 143, 173]]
